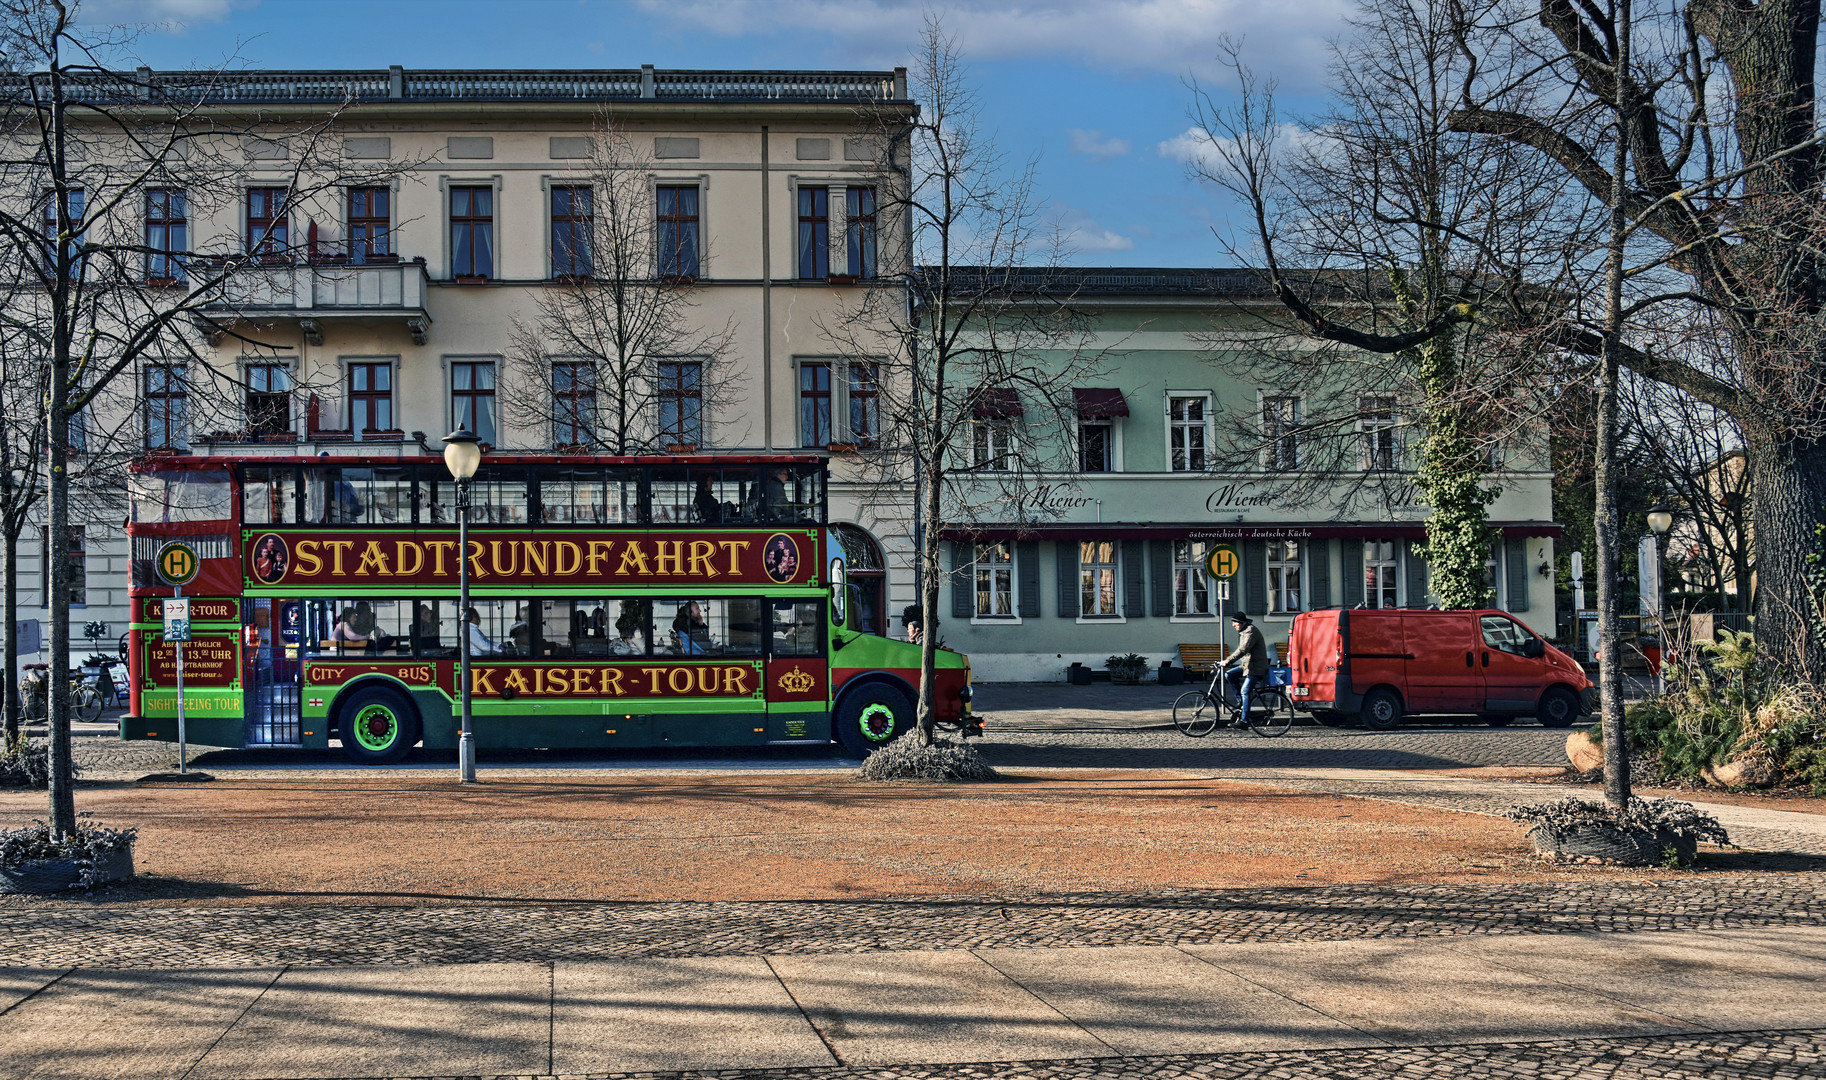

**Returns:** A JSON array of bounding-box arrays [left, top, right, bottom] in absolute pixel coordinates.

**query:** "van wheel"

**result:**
[[338, 684, 421, 764], [1359, 688, 1404, 730], [835, 683, 912, 757], [1482, 714, 1515, 727], [1538, 686, 1581, 728]]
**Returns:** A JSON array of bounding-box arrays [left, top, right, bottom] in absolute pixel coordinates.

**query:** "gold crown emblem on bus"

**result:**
[[778, 666, 816, 694]]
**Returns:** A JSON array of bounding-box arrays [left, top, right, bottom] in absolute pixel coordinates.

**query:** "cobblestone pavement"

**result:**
[[977, 726, 1574, 770], [4, 877, 1824, 968], [243, 1028, 1826, 1080]]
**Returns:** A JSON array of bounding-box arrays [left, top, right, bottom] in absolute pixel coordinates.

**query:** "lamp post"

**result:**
[[1646, 504, 1674, 695], [443, 429, 482, 783]]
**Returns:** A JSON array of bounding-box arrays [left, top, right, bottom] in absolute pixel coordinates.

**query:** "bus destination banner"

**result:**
[[300, 659, 771, 701], [244, 528, 818, 589]]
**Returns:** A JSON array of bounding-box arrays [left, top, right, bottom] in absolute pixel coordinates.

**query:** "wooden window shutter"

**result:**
[[1122, 541, 1145, 617], [1308, 538, 1331, 610], [1340, 540, 1364, 608], [1504, 536, 1529, 612], [1405, 541, 1430, 609], [1243, 539, 1268, 616], [1055, 540, 1078, 618], [1017, 540, 1041, 618], [1149, 540, 1172, 617], [951, 542, 972, 619]]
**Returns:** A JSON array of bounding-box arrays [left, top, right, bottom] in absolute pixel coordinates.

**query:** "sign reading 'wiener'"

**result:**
[[244, 528, 816, 588]]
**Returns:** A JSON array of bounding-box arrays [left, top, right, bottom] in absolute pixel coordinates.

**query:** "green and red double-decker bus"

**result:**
[[123, 454, 976, 762]]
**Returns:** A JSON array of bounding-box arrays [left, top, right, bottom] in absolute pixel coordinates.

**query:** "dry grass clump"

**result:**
[[853, 734, 1000, 783]]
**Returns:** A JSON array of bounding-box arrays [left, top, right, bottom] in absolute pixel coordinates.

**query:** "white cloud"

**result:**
[[1058, 209, 1137, 252], [1066, 128, 1131, 161], [1156, 121, 1337, 172], [82, 0, 239, 25], [629, 0, 1351, 80]]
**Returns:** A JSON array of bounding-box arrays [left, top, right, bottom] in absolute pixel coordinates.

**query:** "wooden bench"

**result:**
[[1178, 640, 1290, 674]]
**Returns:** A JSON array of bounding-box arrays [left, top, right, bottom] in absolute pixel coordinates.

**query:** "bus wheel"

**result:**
[[338, 685, 420, 764], [1359, 687, 1404, 731], [835, 684, 912, 758]]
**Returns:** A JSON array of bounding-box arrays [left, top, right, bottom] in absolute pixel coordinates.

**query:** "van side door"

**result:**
[[1404, 613, 1481, 714], [1479, 613, 1545, 715], [1346, 612, 1406, 701]]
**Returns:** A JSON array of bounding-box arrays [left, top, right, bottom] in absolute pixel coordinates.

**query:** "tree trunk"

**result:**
[[915, 454, 944, 746], [1749, 432, 1826, 677], [46, 380, 74, 836], [1597, 0, 1634, 811], [2, 525, 18, 751]]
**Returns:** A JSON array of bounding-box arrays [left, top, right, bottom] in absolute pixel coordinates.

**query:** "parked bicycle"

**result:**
[[19, 663, 110, 723], [1173, 665, 1294, 738]]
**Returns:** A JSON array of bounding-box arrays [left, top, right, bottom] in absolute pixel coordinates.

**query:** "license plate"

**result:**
[[1292, 686, 1309, 697]]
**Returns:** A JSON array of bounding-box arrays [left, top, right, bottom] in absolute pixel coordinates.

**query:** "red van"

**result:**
[[1287, 608, 1594, 730]]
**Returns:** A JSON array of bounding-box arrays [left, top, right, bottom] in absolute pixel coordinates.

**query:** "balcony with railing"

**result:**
[[197, 258, 430, 346], [35, 65, 909, 106]]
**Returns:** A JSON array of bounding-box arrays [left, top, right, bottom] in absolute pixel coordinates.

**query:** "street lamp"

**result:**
[[1647, 504, 1674, 694], [443, 429, 482, 783]]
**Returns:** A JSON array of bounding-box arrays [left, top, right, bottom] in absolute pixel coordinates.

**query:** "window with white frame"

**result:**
[[1483, 542, 1501, 605], [1079, 419, 1113, 472], [144, 364, 187, 450], [973, 420, 1015, 471], [1174, 540, 1212, 616], [1268, 540, 1303, 613], [1482, 439, 1504, 470], [1364, 540, 1400, 608], [1079, 540, 1119, 617], [974, 542, 1015, 618], [1169, 395, 1207, 471], [1360, 395, 1398, 471], [1263, 394, 1301, 469]]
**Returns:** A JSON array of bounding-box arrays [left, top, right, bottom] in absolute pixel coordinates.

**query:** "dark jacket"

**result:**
[[1224, 623, 1271, 679]]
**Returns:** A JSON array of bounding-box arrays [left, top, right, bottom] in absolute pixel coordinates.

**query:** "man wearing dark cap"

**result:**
[[1222, 611, 1270, 728]]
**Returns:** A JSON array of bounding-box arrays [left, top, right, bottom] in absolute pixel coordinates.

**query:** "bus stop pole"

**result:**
[[175, 584, 187, 775]]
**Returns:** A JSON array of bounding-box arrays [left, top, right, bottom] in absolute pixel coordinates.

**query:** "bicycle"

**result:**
[[19, 664, 107, 723], [1173, 666, 1294, 738]]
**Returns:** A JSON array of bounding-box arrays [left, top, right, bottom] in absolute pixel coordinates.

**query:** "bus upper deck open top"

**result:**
[[123, 454, 976, 761]]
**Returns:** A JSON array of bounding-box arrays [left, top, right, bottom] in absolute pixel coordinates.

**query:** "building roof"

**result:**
[[926, 266, 1279, 299], [17, 66, 909, 106]]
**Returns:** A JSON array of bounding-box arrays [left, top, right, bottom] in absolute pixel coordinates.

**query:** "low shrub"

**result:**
[[854, 734, 1000, 782], [0, 740, 77, 790], [1508, 796, 1732, 847], [0, 817, 138, 889]]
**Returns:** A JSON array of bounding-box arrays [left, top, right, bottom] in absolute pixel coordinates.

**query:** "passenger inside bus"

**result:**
[[672, 601, 712, 655], [331, 608, 370, 648], [466, 607, 500, 655]]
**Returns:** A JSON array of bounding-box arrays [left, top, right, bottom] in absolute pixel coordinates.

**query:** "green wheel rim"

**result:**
[[858, 702, 897, 742], [352, 703, 400, 752]]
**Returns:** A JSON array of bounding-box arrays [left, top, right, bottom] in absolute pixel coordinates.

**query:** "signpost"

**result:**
[[155, 542, 200, 774], [1206, 544, 1239, 655]]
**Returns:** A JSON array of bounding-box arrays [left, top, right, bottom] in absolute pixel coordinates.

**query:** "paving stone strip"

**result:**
[[205, 1028, 1826, 1080], [3, 878, 1824, 968]]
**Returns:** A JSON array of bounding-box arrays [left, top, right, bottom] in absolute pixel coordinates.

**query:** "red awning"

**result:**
[[1073, 388, 1130, 418], [973, 388, 1023, 420]]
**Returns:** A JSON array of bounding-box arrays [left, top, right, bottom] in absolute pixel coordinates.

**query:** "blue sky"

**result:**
[[91, 0, 1348, 267]]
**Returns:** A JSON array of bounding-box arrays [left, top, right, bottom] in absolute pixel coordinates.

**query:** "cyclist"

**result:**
[[1221, 612, 1270, 728]]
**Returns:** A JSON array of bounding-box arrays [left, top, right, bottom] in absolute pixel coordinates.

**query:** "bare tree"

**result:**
[[0, 0, 409, 833], [501, 119, 740, 453], [1441, 0, 1826, 677], [826, 15, 1105, 742], [1185, 6, 1595, 611], [0, 308, 48, 750]]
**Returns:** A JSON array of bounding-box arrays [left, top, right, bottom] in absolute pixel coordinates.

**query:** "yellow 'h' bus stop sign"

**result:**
[[156, 541, 200, 588], [1205, 544, 1240, 580]]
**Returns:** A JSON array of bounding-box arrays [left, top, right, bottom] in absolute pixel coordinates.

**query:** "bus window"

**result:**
[[305, 467, 412, 524], [306, 599, 410, 656], [540, 598, 609, 659], [410, 600, 459, 658], [242, 466, 302, 523], [610, 599, 648, 656], [648, 469, 693, 524], [456, 599, 516, 657], [129, 468, 232, 524], [754, 465, 823, 524], [425, 470, 529, 525], [539, 468, 637, 525], [654, 599, 762, 658], [771, 601, 823, 657]]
